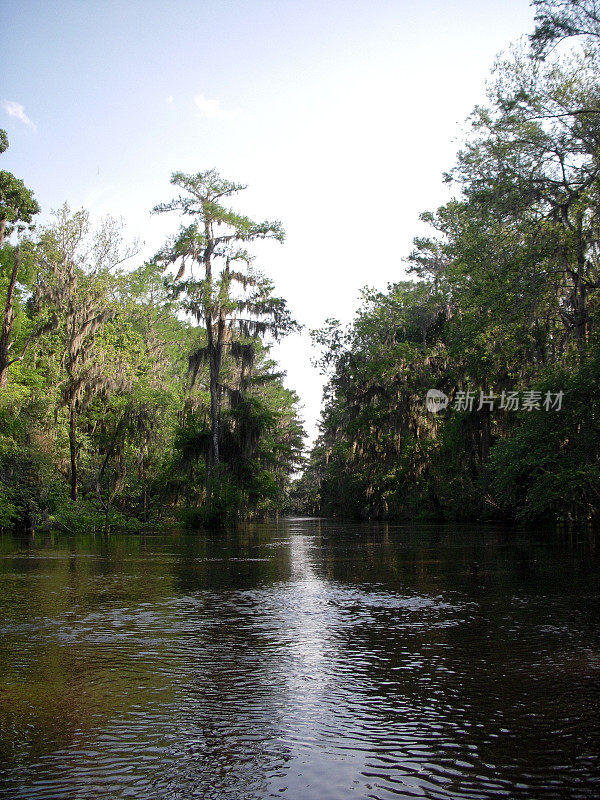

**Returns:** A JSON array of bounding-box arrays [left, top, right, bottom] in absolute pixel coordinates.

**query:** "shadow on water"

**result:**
[[0, 521, 598, 799]]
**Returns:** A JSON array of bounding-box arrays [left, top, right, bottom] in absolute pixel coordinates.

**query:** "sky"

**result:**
[[1, 0, 534, 444]]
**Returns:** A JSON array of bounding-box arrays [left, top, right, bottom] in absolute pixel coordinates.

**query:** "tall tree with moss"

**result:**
[[298, 0, 600, 523], [153, 170, 298, 507], [36, 206, 138, 501]]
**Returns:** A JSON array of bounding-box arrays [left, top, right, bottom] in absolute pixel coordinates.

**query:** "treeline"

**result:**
[[0, 165, 304, 532], [293, 0, 600, 524]]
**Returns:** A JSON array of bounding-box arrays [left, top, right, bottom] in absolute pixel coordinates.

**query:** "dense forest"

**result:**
[[2, 0, 600, 531], [0, 167, 304, 531], [293, 0, 600, 524]]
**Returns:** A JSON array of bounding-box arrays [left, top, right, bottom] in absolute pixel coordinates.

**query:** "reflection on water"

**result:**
[[0, 520, 598, 799]]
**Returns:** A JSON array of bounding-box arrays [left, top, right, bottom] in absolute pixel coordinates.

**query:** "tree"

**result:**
[[450, 43, 600, 352], [36, 206, 138, 500], [153, 170, 298, 507], [531, 0, 600, 57], [299, 0, 600, 523], [0, 130, 40, 387]]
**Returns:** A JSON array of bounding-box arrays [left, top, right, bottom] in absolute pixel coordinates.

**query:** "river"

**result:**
[[0, 519, 598, 799]]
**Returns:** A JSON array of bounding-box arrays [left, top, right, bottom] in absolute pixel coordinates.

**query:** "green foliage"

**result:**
[[152, 169, 301, 522], [0, 130, 40, 239], [296, 0, 600, 525], [489, 349, 600, 522], [0, 184, 303, 532]]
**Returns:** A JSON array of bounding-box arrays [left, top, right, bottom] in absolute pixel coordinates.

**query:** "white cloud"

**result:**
[[167, 95, 174, 106], [194, 93, 238, 120], [3, 100, 37, 130]]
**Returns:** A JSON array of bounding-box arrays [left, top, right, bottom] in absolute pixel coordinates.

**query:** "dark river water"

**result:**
[[0, 519, 598, 799]]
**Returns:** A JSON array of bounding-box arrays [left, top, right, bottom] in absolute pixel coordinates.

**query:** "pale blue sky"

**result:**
[[2, 0, 534, 442]]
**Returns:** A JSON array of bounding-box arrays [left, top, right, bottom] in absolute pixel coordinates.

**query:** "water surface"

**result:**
[[0, 520, 598, 799]]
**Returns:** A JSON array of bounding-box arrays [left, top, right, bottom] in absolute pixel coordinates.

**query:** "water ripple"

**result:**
[[0, 522, 598, 799]]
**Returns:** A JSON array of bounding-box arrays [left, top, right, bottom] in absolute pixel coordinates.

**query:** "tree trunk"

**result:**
[[209, 344, 220, 473], [203, 226, 220, 503], [573, 268, 588, 350], [204, 313, 220, 503], [480, 408, 490, 465], [568, 214, 588, 351], [0, 246, 20, 388], [69, 399, 78, 502], [140, 447, 148, 522]]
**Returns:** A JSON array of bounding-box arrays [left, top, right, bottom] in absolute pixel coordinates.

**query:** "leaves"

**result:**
[[297, 0, 600, 524]]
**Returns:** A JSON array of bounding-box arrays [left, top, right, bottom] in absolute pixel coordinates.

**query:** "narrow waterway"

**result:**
[[0, 520, 598, 799]]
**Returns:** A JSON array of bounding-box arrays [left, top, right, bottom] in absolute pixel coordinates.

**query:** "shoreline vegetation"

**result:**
[[291, 1, 600, 526], [0, 172, 304, 533], [2, 0, 600, 532]]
